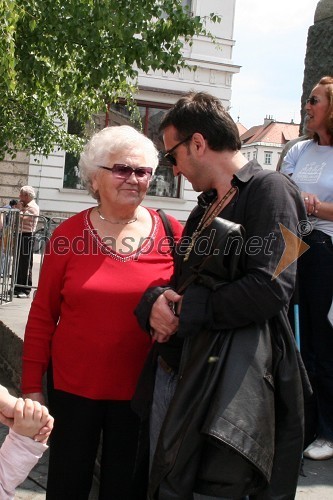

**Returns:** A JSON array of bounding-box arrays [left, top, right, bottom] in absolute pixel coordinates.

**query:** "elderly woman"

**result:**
[[21, 125, 183, 499], [281, 76, 333, 460], [15, 186, 39, 297]]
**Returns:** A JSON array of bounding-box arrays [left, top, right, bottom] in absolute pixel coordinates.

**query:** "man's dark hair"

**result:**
[[159, 92, 241, 151], [9, 199, 18, 207]]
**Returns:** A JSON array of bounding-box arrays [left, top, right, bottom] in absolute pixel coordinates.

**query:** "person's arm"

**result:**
[[0, 399, 53, 498], [20, 201, 39, 217], [149, 289, 181, 343], [206, 173, 305, 329], [0, 395, 53, 441], [21, 227, 69, 395], [280, 139, 310, 176], [281, 140, 333, 221], [301, 192, 333, 221], [0, 385, 18, 426], [134, 214, 183, 339], [22, 392, 45, 405], [11, 398, 53, 444], [176, 173, 306, 336], [0, 431, 48, 498], [313, 200, 333, 221]]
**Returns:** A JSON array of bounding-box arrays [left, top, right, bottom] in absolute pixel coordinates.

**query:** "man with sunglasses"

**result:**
[[136, 92, 309, 499]]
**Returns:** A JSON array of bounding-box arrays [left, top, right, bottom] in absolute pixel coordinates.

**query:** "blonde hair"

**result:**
[[311, 76, 333, 145]]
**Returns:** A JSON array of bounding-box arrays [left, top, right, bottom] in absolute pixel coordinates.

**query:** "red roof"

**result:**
[[236, 121, 248, 136], [240, 120, 300, 145]]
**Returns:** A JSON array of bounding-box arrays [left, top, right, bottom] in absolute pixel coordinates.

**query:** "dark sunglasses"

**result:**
[[98, 164, 153, 180], [306, 96, 320, 105], [164, 134, 193, 166]]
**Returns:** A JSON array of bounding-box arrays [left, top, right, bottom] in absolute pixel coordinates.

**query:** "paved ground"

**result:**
[[0, 369, 99, 499], [0, 256, 333, 498]]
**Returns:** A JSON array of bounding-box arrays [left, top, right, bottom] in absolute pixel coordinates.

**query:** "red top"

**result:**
[[21, 208, 183, 400]]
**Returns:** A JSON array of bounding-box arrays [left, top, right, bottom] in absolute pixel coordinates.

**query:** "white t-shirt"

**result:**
[[281, 139, 333, 237]]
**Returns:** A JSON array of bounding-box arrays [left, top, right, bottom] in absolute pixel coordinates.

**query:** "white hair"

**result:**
[[78, 125, 159, 200], [20, 186, 36, 200]]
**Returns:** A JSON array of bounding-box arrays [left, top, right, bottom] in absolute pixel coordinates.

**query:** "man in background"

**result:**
[[14, 186, 39, 298], [2, 199, 18, 210]]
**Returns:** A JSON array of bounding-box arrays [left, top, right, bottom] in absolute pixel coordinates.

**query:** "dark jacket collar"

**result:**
[[197, 160, 263, 207], [231, 159, 263, 187]]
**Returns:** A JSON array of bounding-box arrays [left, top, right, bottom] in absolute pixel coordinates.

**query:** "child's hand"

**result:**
[[12, 398, 54, 443], [0, 385, 18, 426], [34, 409, 54, 444], [33, 416, 54, 444]]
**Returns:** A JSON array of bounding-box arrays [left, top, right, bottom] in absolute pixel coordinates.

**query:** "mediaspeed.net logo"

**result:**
[[272, 220, 311, 280], [19, 219, 312, 271]]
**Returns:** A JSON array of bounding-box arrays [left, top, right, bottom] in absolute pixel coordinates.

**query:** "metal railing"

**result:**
[[0, 210, 67, 304]]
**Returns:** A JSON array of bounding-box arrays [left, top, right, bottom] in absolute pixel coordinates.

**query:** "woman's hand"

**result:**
[[150, 289, 182, 343], [302, 191, 321, 215], [23, 392, 45, 405]]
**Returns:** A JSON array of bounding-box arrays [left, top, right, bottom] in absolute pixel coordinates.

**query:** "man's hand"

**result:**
[[150, 289, 182, 343]]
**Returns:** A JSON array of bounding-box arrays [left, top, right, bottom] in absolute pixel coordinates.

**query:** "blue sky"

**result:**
[[230, 0, 319, 129]]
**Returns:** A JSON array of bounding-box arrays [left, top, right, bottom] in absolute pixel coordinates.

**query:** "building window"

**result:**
[[264, 151, 273, 165], [247, 152, 251, 160], [181, 0, 192, 9], [161, 1, 192, 19], [63, 118, 85, 190], [253, 150, 257, 159], [108, 103, 180, 198], [63, 102, 181, 198]]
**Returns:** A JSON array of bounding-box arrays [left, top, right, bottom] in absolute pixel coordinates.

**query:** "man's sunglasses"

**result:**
[[306, 96, 320, 105], [98, 164, 153, 180], [164, 134, 193, 166]]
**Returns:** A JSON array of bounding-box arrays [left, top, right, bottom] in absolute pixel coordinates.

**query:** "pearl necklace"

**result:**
[[183, 185, 237, 262], [97, 208, 137, 225]]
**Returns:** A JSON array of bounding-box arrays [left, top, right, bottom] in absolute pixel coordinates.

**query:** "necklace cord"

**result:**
[[97, 208, 138, 225]]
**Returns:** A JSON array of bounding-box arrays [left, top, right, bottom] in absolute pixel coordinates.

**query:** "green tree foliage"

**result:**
[[0, 0, 219, 159]]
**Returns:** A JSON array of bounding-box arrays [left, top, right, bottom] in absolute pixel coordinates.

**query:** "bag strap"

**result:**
[[157, 209, 175, 257]]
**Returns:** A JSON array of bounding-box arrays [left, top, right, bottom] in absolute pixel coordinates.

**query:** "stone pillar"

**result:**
[[0, 152, 29, 205], [300, 0, 333, 127]]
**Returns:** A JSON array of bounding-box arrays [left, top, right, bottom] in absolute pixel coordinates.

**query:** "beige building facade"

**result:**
[[0, 0, 239, 222]]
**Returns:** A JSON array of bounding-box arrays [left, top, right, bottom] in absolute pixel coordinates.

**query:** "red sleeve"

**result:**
[[21, 225, 71, 394]]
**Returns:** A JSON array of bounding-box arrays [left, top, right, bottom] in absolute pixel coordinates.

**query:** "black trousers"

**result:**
[[46, 383, 148, 500], [15, 232, 34, 295], [298, 229, 333, 442]]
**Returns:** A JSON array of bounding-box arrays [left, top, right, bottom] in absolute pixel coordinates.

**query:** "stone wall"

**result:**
[[0, 152, 29, 206], [301, 0, 333, 126], [0, 324, 22, 391]]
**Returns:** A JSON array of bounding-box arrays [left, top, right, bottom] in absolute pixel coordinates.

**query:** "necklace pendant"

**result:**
[[183, 238, 195, 262]]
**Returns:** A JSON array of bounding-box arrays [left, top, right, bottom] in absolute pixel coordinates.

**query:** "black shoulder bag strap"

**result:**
[[157, 209, 175, 257]]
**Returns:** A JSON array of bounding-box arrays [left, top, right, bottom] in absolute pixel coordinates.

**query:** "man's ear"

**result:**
[[191, 132, 206, 155]]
